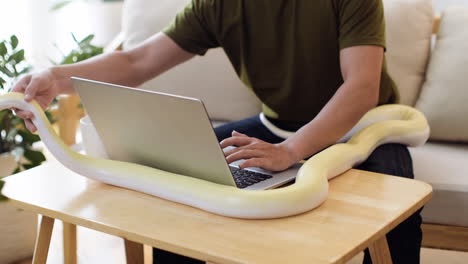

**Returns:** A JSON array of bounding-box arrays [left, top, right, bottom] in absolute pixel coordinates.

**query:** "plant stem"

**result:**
[[12, 64, 18, 76]]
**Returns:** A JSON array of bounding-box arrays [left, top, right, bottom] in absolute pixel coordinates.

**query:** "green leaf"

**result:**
[[8, 49, 25, 64], [45, 110, 56, 124], [17, 129, 41, 144], [0, 42, 7, 56], [6, 127, 17, 142], [22, 164, 38, 170], [50, 0, 73, 11], [80, 34, 95, 45], [23, 148, 46, 165], [0, 65, 14, 77], [0, 109, 7, 124], [11, 114, 24, 126], [71, 33, 80, 45], [0, 180, 8, 202], [59, 32, 104, 65], [61, 54, 76, 65], [10, 35, 18, 49], [18, 66, 32, 75], [12, 166, 21, 174]]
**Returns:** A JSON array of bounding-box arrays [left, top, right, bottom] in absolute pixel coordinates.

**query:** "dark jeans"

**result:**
[[153, 115, 423, 264]]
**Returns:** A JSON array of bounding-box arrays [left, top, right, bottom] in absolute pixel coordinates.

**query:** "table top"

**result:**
[[2, 162, 432, 264]]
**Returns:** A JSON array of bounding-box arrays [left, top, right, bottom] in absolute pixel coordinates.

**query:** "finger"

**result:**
[[24, 76, 43, 101], [223, 143, 266, 157], [220, 136, 255, 148], [11, 75, 32, 93], [226, 149, 264, 164], [224, 146, 243, 157], [239, 158, 269, 169], [36, 99, 50, 110], [24, 119, 37, 132], [232, 130, 248, 137], [14, 109, 34, 119]]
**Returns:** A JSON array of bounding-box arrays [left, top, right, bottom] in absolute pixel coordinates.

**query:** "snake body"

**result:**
[[0, 92, 430, 219]]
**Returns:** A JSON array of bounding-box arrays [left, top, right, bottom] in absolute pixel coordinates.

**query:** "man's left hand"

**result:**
[[220, 131, 299, 172]]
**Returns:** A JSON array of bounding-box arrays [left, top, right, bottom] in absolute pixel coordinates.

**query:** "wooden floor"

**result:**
[[13, 221, 468, 264]]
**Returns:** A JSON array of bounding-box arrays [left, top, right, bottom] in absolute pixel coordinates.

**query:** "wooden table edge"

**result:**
[[337, 179, 433, 263], [3, 196, 228, 264], [2, 171, 434, 264]]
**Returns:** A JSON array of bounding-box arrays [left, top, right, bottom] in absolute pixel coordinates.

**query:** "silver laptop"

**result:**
[[73, 77, 300, 190]]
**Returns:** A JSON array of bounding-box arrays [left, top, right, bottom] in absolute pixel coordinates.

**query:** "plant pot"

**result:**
[[0, 153, 38, 263]]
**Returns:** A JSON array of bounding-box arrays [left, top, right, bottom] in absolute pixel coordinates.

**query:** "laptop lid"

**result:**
[[73, 77, 237, 187]]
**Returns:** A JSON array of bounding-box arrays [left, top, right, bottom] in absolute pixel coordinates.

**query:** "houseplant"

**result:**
[[56, 33, 104, 65], [0, 33, 104, 200], [0, 35, 46, 180], [50, 0, 123, 47], [0, 35, 43, 264], [0, 33, 105, 262]]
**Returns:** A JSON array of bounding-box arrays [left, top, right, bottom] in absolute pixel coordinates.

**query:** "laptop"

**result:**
[[73, 77, 300, 190]]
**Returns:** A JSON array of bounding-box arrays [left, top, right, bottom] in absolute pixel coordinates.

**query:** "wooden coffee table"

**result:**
[[1, 161, 432, 264]]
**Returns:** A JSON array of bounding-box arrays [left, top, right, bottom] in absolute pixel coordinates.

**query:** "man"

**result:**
[[13, 0, 422, 263]]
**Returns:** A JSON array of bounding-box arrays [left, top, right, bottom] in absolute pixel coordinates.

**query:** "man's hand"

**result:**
[[10, 33, 195, 133], [220, 131, 299, 171], [11, 70, 61, 132]]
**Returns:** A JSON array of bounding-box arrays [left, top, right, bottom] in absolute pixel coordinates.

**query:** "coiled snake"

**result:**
[[0, 92, 430, 219]]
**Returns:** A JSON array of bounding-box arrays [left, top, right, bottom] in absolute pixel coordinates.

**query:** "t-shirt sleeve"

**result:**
[[337, 0, 386, 50], [162, 0, 220, 55]]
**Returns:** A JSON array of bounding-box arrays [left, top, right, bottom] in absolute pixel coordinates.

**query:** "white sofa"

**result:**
[[121, 0, 468, 244]]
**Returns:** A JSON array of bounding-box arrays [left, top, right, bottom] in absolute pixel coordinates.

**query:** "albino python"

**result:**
[[0, 92, 430, 219]]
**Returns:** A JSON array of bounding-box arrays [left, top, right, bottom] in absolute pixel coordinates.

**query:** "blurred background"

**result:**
[[0, 0, 123, 70], [0, 0, 466, 71]]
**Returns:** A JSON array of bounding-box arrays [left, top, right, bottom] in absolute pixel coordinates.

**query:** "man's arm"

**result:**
[[221, 45, 383, 171], [53, 32, 195, 90], [13, 32, 194, 131]]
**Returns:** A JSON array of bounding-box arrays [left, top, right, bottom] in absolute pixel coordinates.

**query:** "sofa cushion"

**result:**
[[415, 7, 468, 142], [383, 0, 433, 106], [410, 142, 468, 226], [121, 0, 261, 121]]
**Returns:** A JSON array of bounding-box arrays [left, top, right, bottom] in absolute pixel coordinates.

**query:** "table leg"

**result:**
[[63, 222, 77, 264], [124, 239, 144, 264], [143, 245, 153, 264], [32, 216, 55, 264], [369, 236, 393, 264]]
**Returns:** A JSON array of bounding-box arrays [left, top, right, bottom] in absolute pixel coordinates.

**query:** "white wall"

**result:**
[[0, 0, 122, 71], [434, 0, 468, 13]]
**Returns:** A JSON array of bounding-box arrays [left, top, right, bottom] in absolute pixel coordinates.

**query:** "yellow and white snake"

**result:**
[[0, 92, 430, 219]]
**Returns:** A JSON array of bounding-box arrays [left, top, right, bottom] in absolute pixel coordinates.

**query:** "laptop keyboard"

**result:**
[[230, 167, 273, 189]]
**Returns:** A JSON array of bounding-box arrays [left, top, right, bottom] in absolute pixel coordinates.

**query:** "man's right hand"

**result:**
[[11, 69, 61, 132]]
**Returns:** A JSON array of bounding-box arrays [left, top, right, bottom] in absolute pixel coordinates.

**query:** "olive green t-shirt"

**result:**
[[163, 0, 398, 125]]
